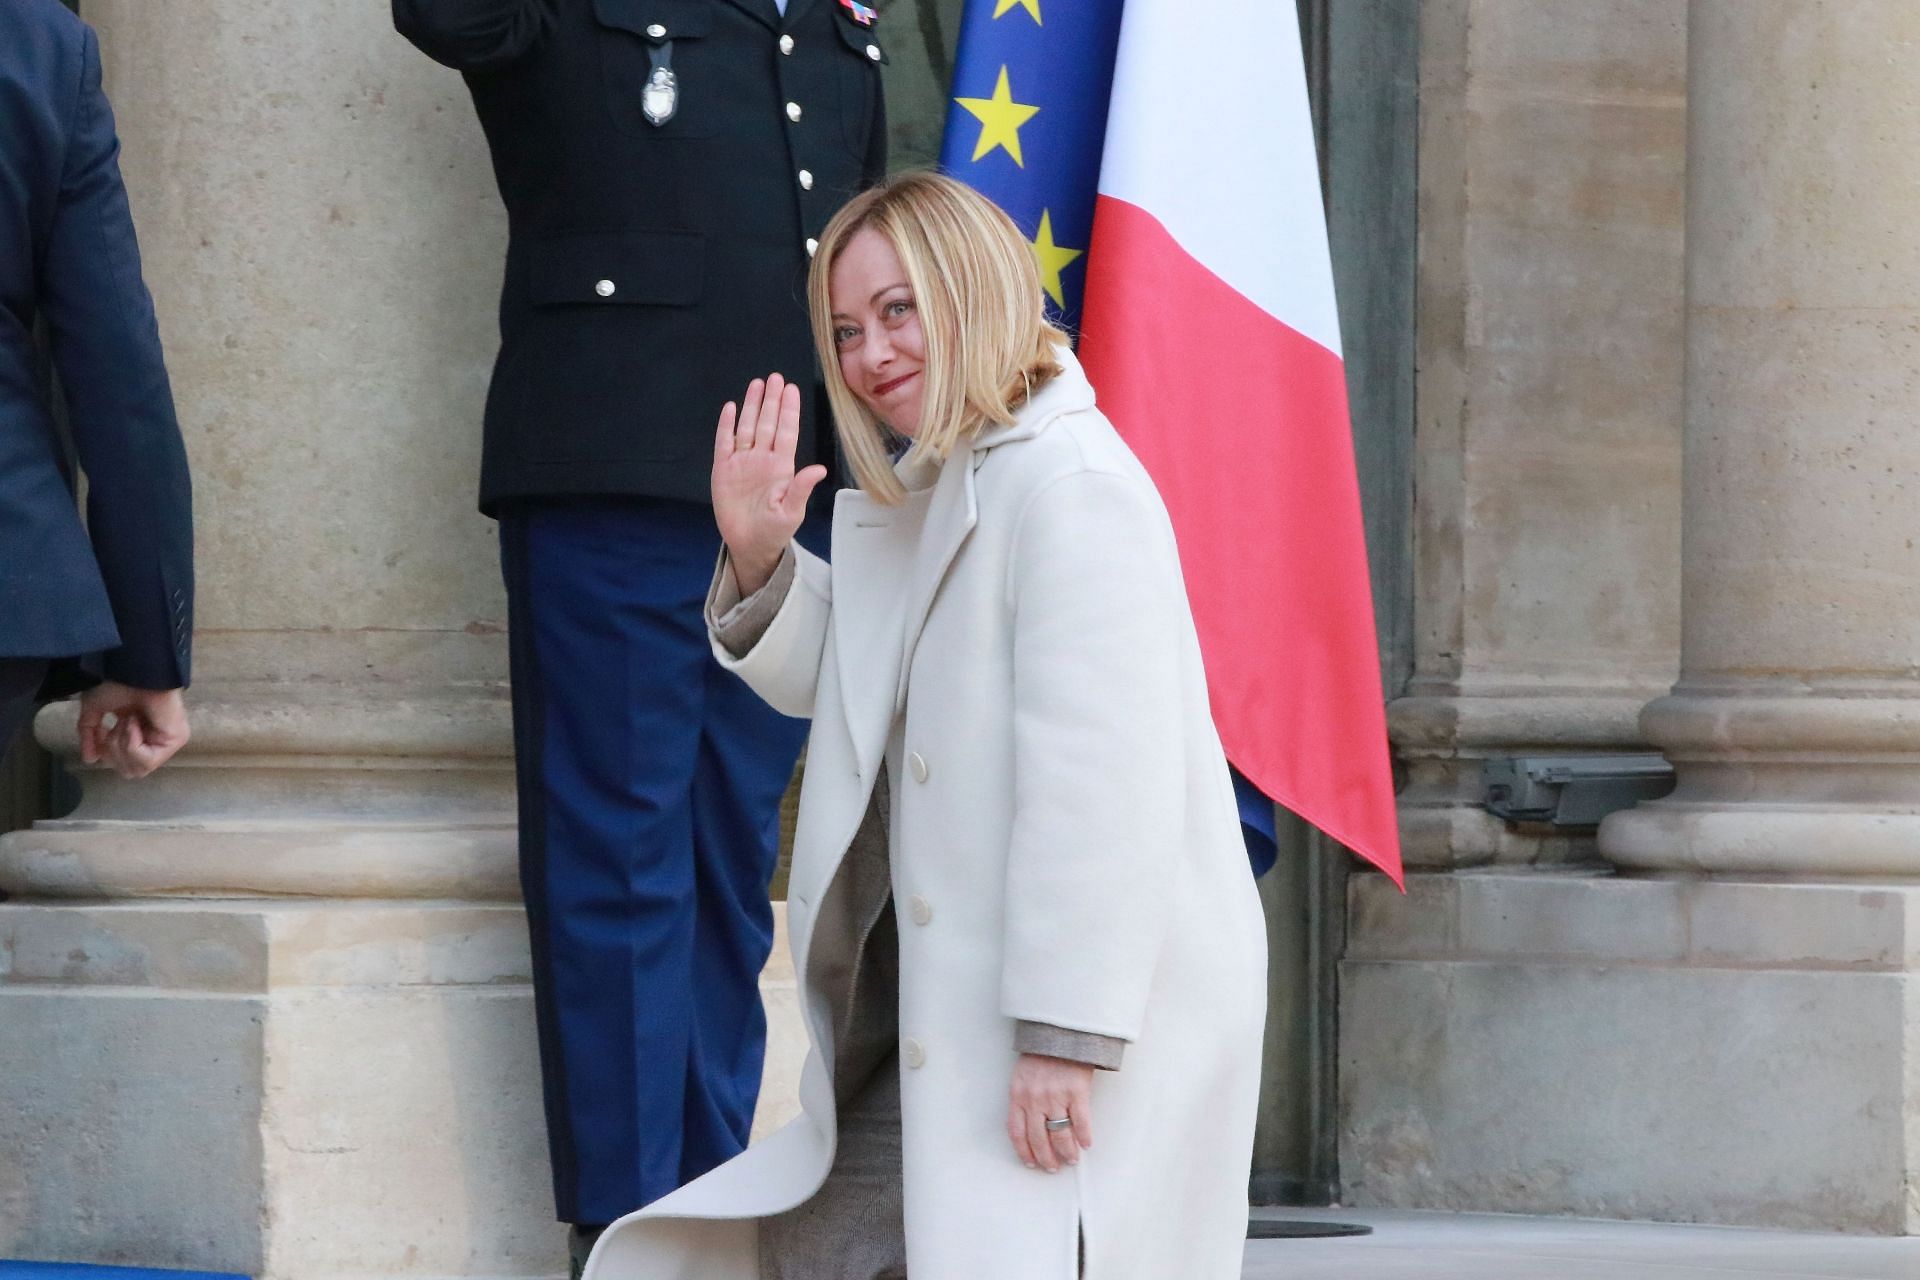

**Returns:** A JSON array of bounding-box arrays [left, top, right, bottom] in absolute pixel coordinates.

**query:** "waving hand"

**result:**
[[712, 373, 828, 596]]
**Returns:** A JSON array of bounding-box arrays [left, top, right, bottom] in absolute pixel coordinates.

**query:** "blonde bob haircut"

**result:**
[[809, 171, 1069, 505]]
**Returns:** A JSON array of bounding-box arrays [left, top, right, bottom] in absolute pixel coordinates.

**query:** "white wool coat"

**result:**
[[584, 351, 1267, 1280]]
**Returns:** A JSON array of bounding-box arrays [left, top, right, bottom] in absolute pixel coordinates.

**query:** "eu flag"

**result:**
[[937, 0, 1123, 336]]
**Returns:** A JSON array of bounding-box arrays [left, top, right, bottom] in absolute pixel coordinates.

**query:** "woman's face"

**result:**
[[829, 227, 927, 437]]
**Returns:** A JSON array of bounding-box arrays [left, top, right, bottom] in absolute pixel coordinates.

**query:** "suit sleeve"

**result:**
[[392, 0, 557, 72], [39, 26, 193, 691], [999, 469, 1183, 1044]]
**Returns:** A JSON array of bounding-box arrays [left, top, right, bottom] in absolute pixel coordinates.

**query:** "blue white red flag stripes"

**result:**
[[940, 0, 1403, 885]]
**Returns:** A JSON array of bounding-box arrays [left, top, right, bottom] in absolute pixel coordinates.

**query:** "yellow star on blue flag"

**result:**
[[1029, 211, 1084, 309], [953, 67, 1040, 168], [940, 0, 1123, 331]]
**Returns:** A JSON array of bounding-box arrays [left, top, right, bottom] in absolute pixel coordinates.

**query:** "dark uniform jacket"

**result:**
[[393, 0, 889, 513], [0, 0, 194, 694]]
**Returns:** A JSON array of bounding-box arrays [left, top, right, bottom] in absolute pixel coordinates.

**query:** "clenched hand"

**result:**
[[75, 682, 190, 779]]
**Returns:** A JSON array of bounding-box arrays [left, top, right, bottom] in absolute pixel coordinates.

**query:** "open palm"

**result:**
[[712, 373, 828, 595]]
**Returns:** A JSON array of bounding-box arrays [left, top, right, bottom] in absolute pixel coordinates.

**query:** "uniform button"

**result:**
[[903, 1037, 926, 1069], [798, 168, 814, 190], [908, 895, 932, 926], [908, 751, 928, 783], [786, 101, 803, 123], [595, 279, 616, 297], [805, 237, 819, 257], [646, 22, 666, 37], [866, 44, 882, 61], [779, 34, 795, 54]]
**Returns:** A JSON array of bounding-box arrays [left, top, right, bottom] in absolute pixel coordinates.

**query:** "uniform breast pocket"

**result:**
[[593, 0, 716, 138], [833, 16, 887, 157]]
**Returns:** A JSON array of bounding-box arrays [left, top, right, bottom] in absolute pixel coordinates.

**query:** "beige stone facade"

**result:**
[[1390, 0, 1686, 870], [0, 3, 917, 1273], [1348, 0, 1920, 1237], [0, 3, 543, 1273]]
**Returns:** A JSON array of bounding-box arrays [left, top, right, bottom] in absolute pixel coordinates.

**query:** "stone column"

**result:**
[[1388, 0, 1686, 868], [0, 4, 552, 1275], [0, 7, 522, 1276], [1340, 2, 1920, 1234], [1600, 0, 1920, 874]]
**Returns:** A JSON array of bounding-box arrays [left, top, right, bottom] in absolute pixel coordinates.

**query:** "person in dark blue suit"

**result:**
[[0, 0, 194, 778]]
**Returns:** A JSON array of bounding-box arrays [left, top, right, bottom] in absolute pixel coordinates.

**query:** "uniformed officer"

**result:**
[[390, 0, 886, 1267]]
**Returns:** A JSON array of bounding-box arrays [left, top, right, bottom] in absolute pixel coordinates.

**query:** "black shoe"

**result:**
[[568, 1224, 607, 1280]]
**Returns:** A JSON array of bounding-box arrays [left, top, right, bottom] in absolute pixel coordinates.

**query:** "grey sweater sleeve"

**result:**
[[709, 545, 798, 658], [1014, 1020, 1127, 1071]]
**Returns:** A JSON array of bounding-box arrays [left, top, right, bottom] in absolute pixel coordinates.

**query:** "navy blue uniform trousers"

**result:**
[[499, 496, 825, 1226]]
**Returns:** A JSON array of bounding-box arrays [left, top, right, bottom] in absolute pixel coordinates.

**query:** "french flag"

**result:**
[[941, 0, 1403, 885], [1078, 2, 1402, 885]]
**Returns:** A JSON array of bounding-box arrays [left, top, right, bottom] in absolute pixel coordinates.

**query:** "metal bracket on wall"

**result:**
[[1482, 754, 1676, 828]]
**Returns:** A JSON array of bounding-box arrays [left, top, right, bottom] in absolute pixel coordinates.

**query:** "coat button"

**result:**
[[903, 1037, 926, 1069], [646, 22, 666, 37], [779, 34, 795, 54], [786, 101, 803, 123], [595, 279, 616, 297], [908, 895, 932, 926], [805, 237, 819, 257], [865, 43, 882, 61], [798, 168, 814, 190], [908, 751, 928, 783]]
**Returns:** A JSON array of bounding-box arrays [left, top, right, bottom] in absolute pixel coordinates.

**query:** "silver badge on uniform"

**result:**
[[643, 66, 678, 126], [644, 40, 678, 127]]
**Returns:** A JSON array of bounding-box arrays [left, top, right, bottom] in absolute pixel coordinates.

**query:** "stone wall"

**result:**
[[1344, 0, 1920, 1234]]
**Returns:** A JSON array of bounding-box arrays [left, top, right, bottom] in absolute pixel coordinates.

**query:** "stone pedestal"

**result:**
[[1393, 0, 1686, 868], [1342, 872, 1920, 1234], [0, 897, 549, 1274]]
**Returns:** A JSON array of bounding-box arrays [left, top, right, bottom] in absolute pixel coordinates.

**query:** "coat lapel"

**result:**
[[827, 455, 977, 784], [827, 490, 919, 785], [892, 448, 977, 712]]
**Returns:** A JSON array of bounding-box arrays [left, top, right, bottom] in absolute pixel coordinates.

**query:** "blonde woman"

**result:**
[[583, 173, 1266, 1280]]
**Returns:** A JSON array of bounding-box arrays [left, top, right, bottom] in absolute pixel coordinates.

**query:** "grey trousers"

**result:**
[[757, 1053, 908, 1280]]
